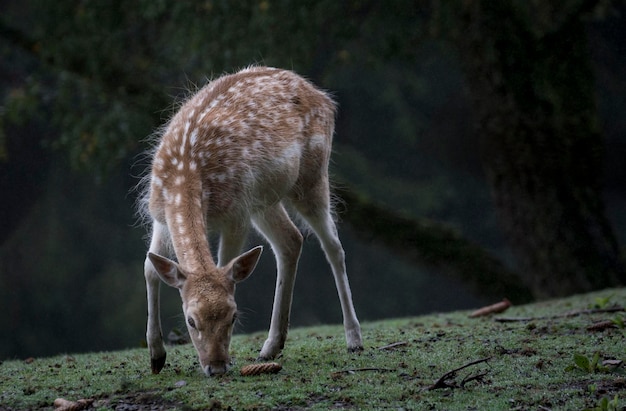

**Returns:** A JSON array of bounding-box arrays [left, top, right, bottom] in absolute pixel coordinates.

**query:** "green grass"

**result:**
[[2, 288, 625, 410]]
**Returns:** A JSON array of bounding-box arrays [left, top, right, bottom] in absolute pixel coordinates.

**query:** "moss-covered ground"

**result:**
[[1, 288, 625, 410]]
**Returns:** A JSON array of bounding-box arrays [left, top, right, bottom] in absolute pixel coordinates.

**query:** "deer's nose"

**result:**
[[204, 361, 229, 376]]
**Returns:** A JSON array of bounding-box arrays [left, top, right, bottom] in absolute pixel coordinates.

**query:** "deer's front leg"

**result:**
[[259, 269, 295, 360], [253, 205, 303, 360], [145, 257, 167, 373], [144, 221, 168, 374]]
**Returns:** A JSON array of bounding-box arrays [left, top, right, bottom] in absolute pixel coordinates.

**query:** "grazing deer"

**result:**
[[141, 66, 363, 376]]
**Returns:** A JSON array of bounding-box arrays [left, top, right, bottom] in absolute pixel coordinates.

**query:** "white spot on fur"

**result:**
[[190, 129, 199, 146], [152, 176, 163, 187], [181, 130, 188, 148], [175, 212, 184, 226], [282, 141, 302, 161], [310, 133, 327, 149], [208, 94, 226, 110]]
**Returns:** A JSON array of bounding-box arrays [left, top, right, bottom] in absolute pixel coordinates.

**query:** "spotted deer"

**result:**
[[141, 66, 363, 376]]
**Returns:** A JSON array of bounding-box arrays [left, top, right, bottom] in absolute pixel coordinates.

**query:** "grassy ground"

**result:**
[[1, 288, 625, 410]]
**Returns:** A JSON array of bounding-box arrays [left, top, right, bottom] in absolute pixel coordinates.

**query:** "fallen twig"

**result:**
[[377, 341, 408, 350], [427, 357, 492, 390], [495, 306, 625, 323], [586, 320, 617, 332], [460, 370, 490, 387], [494, 317, 536, 322], [561, 306, 624, 317], [469, 299, 512, 318]]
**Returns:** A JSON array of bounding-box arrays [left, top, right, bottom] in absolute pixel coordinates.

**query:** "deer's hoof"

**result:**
[[256, 354, 276, 362], [151, 354, 166, 374], [348, 345, 364, 354], [259, 338, 285, 360]]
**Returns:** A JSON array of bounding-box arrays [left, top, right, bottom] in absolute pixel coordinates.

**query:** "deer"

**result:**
[[140, 66, 363, 376]]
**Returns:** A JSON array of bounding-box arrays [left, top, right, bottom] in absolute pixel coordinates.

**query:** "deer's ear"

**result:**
[[227, 246, 263, 283], [148, 253, 187, 289]]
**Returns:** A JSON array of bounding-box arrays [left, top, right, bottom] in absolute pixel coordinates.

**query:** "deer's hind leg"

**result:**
[[292, 182, 363, 353], [252, 203, 304, 360], [144, 220, 170, 373]]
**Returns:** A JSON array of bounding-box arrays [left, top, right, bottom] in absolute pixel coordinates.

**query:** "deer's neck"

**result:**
[[164, 178, 215, 274]]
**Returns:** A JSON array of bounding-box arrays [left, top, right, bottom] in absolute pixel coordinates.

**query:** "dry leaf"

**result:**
[[53, 398, 93, 411], [602, 359, 623, 368]]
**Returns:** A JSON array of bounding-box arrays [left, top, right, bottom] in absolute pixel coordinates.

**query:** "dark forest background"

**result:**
[[1, 0, 625, 360]]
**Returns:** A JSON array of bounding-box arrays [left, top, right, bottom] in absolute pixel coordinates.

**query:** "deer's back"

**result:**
[[148, 67, 335, 223]]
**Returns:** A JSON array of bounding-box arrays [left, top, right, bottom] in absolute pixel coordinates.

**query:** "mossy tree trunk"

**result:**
[[453, 1, 625, 297], [337, 187, 534, 303]]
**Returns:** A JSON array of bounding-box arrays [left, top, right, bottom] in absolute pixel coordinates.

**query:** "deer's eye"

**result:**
[[187, 317, 196, 329]]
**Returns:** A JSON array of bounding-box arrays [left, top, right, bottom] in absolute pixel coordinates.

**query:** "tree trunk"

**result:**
[[455, 1, 625, 297]]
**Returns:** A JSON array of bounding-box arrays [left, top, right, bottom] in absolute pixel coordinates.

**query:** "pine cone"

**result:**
[[240, 362, 282, 376]]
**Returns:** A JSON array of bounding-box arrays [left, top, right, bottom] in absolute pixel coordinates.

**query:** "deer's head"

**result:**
[[148, 246, 262, 376]]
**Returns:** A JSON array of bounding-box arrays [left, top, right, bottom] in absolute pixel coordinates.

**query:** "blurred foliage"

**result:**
[[0, 166, 151, 356], [0, 0, 434, 174], [0, 0, 489, 225]]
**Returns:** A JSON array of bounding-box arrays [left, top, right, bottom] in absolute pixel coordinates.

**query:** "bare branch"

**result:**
[[427, 357, 492, 390], [495, 306, 625, 322], [377, 341, 408, 350]]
